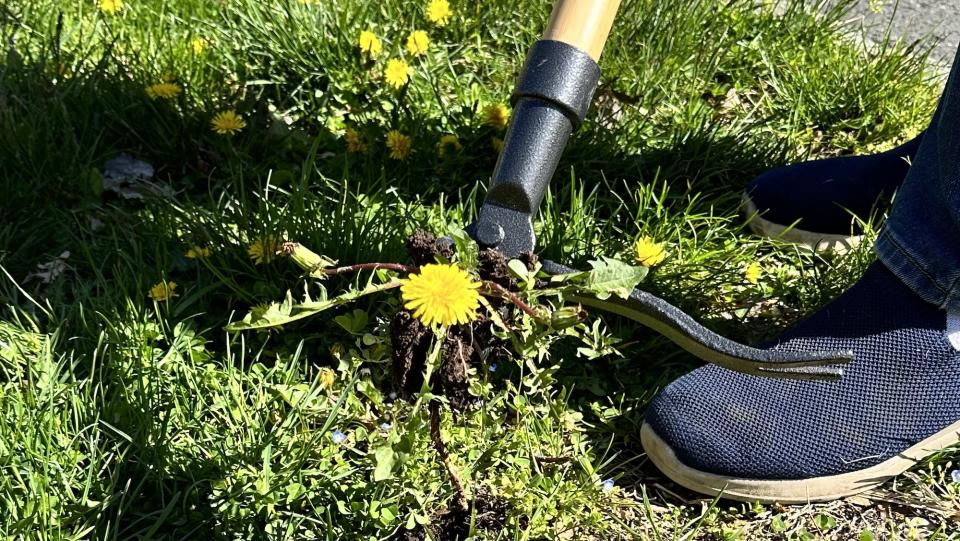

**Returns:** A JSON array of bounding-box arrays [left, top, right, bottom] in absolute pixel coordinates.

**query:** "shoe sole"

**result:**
[[640, 420, 960, 504], [741, 194, 863, 253]]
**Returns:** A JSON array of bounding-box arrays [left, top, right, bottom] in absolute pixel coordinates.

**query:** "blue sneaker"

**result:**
[[743, 135, 922, 251], [641, 261, 960, 503]]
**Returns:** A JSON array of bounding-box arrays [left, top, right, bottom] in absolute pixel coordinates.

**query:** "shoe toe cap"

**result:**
[[645, 366, 824, 480]]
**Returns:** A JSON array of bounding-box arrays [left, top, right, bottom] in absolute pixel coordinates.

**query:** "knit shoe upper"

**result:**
[[744, 135, 922, 236], [645, 262, 960, 480]]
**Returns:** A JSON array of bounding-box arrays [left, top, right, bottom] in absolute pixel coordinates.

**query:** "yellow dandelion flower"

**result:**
[[146, 82, 182, 100], [319, 368, 336, 390], [491, 137, 503, 152], [248, 236, 282, 265], [358, 30, 382, 57], [345, 127, 367, 153], [386, 130, 412, 160], [437, 134, 462, 157], [384, 58, 412, 89], [191, 38, 206, 54], [186, 246, 211, 259], [149, 281, 178, 301], [484, 103, 510, 130], [634, 236, 666, 267], [401, 263, 481, 327], [211, 110, 246, 135], [745, 262, 762, 284], [99, 0, 123, 15], [426, 0, 452, 26], [405, 30, 430, 56]]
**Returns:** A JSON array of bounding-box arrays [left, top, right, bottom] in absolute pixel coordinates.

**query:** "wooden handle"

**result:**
[[542, 0, 622, 61]]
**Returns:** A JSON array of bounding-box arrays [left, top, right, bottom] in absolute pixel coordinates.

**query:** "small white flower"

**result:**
[[951, 469, 960, 484], [331, 430, 347, 444], [360, 368, 372, 376], [389, 392, 398, 400], [602, 478, 615, 493], [380, 422, 392, 431], [488, 363, 497, 373]]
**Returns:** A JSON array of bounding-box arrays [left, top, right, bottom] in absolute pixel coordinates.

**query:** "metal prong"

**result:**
[[543, 260, 853, 381]]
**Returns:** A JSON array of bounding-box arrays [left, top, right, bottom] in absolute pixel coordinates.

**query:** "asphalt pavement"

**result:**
[[841, 0, 959, 64]]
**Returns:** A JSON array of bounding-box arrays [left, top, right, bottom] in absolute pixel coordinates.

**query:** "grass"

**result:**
[[0, 0, 957, 538]]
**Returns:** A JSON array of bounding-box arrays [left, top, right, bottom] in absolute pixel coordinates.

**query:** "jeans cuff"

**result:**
[[876, 229, 960, 310]]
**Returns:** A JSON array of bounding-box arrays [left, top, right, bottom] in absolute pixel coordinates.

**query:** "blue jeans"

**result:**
[[876, 45, 960, 310]]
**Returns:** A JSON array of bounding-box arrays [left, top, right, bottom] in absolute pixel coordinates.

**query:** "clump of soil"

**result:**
[[478, 248, 516, 290], [430, 490, 510, 540], [389, 292, 483, 410], [389, 231, 527, 539], [439, 326, 474, 409], [406, 229, 454, 266], [391, 310, 429, 396], [403, 489, 510, 541], [390, 230, 542, 410]]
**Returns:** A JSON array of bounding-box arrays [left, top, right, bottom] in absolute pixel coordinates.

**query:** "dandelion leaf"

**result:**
[[450, 229, 478, 270], [579, 257, 648, 300], [225, 279, 401, 332], [372, 445, 396, 481]]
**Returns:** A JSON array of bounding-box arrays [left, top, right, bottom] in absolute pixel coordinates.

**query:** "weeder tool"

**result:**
[[466, 0, 853, 380]]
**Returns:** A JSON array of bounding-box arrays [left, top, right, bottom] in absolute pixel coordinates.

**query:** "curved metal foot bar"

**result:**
[[542, 260, 853, 381]]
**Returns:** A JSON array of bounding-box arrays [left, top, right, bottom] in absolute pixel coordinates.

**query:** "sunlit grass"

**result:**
[[0, 0, 955, 538]]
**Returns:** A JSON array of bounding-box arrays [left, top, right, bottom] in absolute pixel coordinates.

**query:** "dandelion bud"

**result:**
[[550, 306, 585, 330], [283, 242, 335, 277]]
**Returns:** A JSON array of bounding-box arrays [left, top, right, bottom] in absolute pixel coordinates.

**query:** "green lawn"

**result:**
[[1, 0, 957, 538]]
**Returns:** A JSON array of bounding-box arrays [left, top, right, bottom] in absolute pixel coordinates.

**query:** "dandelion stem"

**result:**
[[480, 281, 545, 322], [323, 262, 417, 276], [430, 401, 468, 511]]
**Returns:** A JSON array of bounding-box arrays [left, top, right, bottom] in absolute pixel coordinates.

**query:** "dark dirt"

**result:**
[[401, 489, 510, 541], [429, 490, 509, 540], [478, 248, 516, 290], [391, 231, 527, 410], [406, 229, 454, 266], [389, 233, 531, 539], [439, 327, 475, 410], [391, 310, 430, 396], [477, 248, 540, 291]]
